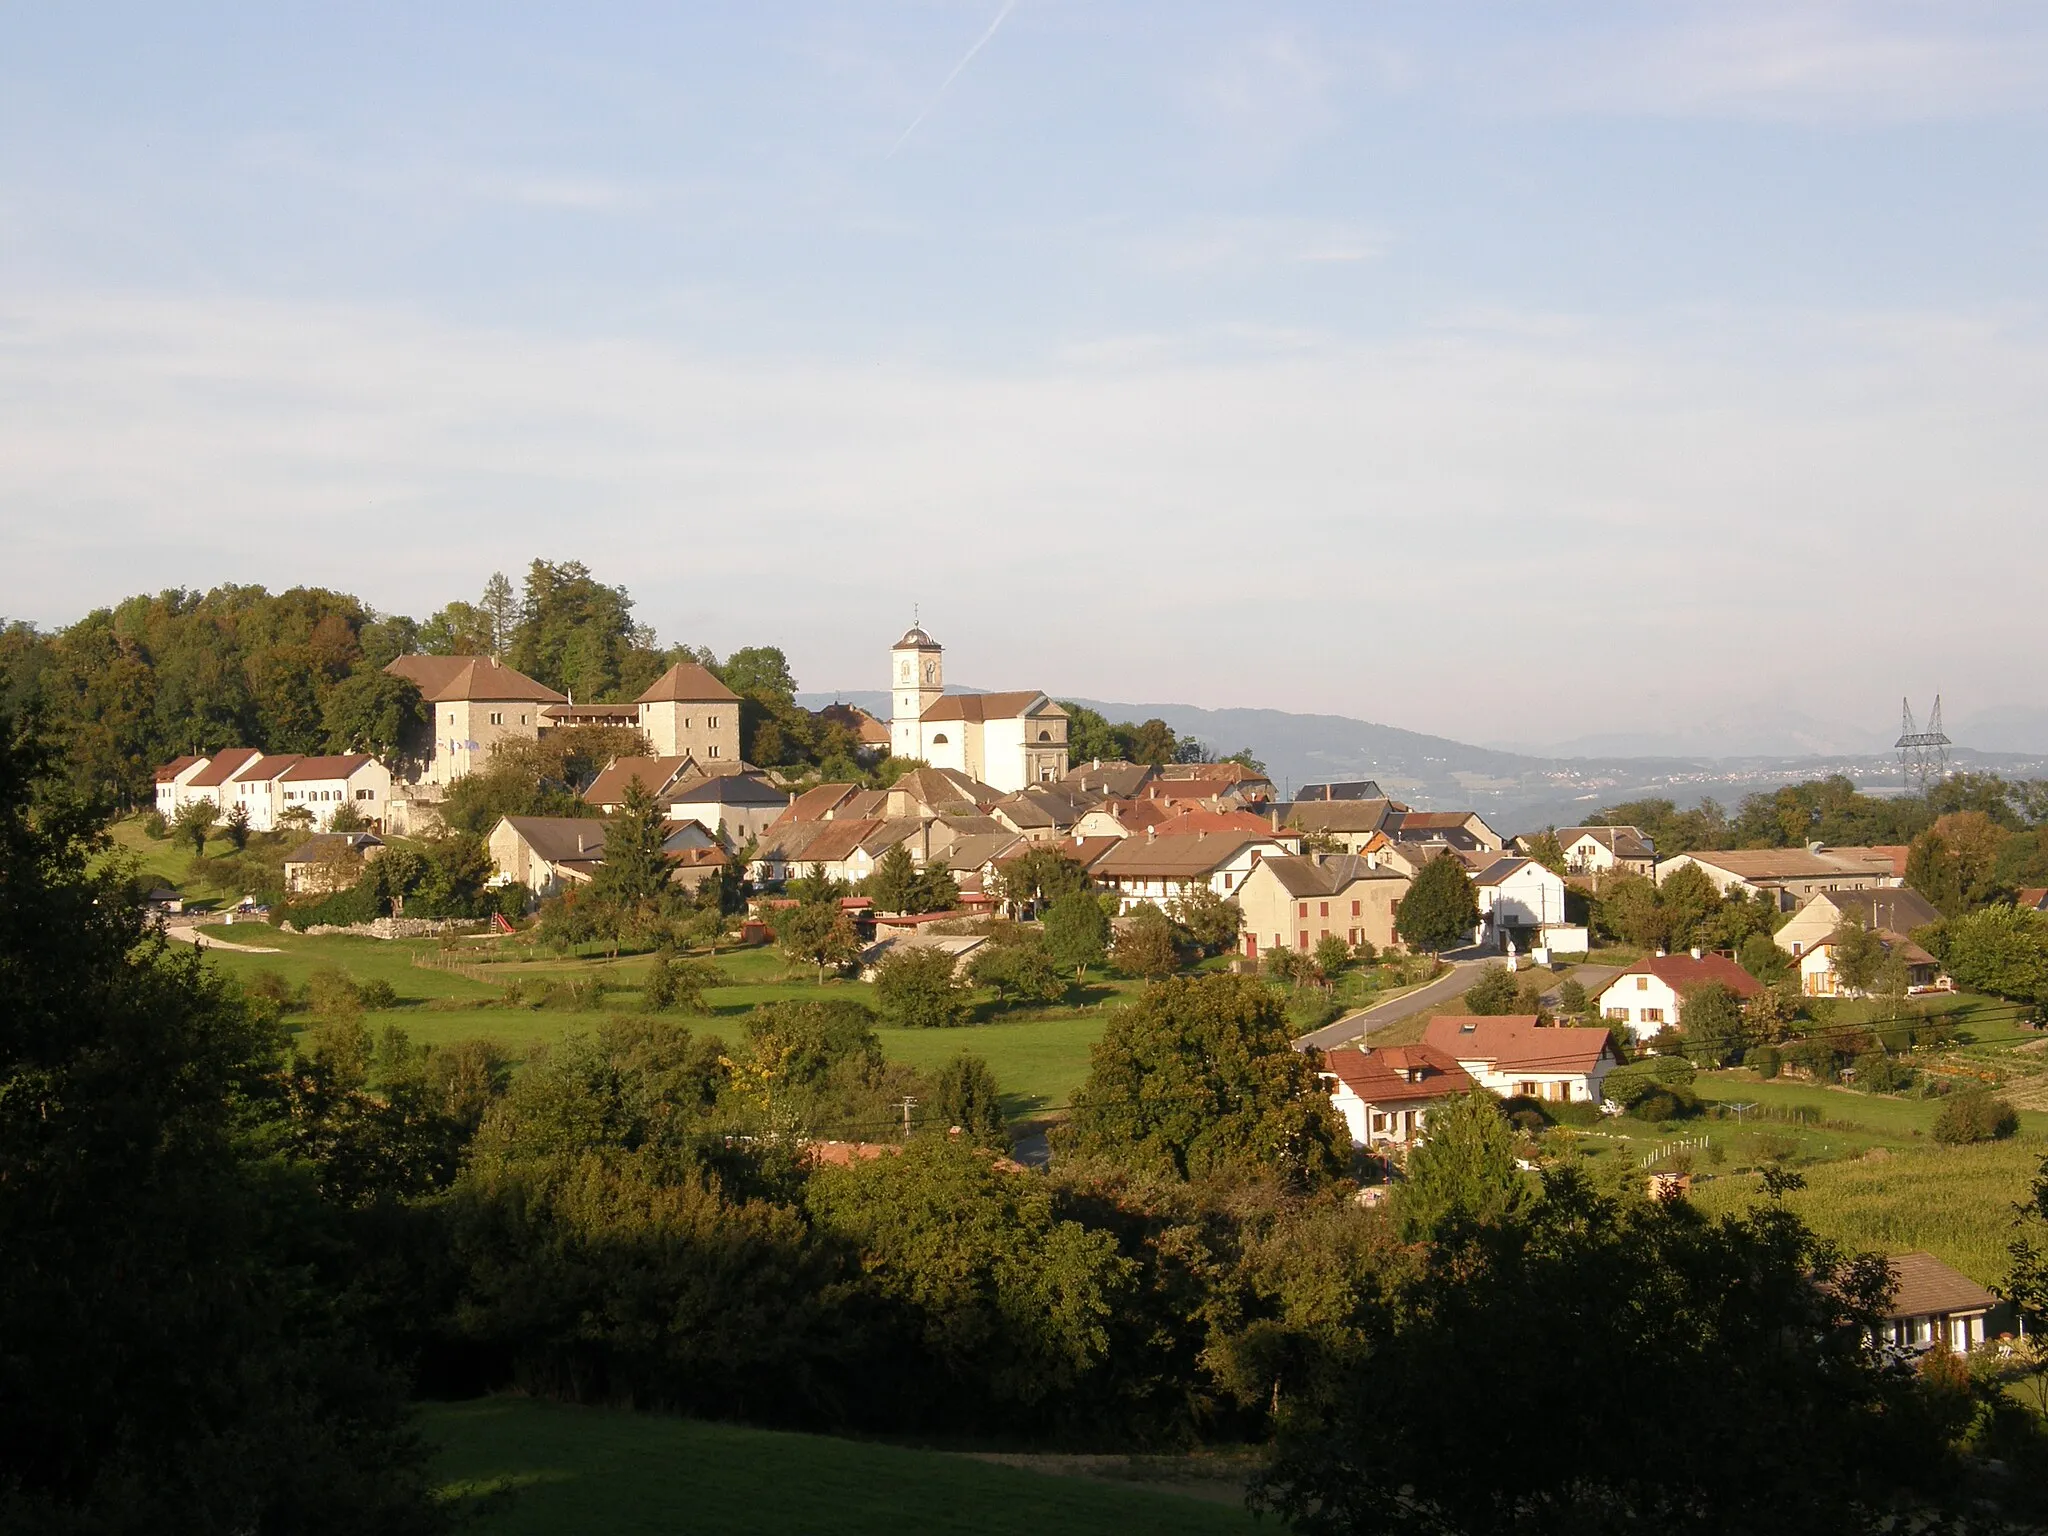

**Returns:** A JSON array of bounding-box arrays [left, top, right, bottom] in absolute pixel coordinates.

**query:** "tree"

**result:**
[[171, 795, 216, 855], [993, 846, 1090, 914], [1932, 1091, 2020, 1146], [968, 937, 1067, 1008], [590, 779, 670, 920], [1908, 810, 2011, 917], [1827, 913, 1886, 995], [778, 900, 860, 983], [1042, 889, 1110, 979], [328, 800, 367, 834], [717, 646, 798, 704], [1523, 830, 1567, 875], [873, 945, 969, 1028], [1257, 1170, 1971, 1535], [321, 665, 427, 765], [1110, 904, 1181, 979], [223, 799, 251, 850], [1312, 933, 1352, 980], [1938, 904, 2048, 1008], [866, 844, 921, 915], [1655, 863, 1721, 952], [479, 570, 520, 656], [642, 950, 709, 1012], [1065, 973, 1348, 1188], [418, 600, 495, 655], [1739, 931, 1791, 986], [1556, 978, 1589, 1017], [929, 1053, 1008, 1147], [0, 708, 444, 1529], [1397, 1089, 1524, 1239], [1678, 980, 1749, 1067], [1396, 855, 1478, 955], [1592, 871, 1666, 950], [1172, 882, 1243, 954], [1462, 963, 1518, 1016], [1129, 718, 1178, 765]]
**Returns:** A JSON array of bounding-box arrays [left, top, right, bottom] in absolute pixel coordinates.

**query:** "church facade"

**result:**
[[888, 626, 1069, 794]]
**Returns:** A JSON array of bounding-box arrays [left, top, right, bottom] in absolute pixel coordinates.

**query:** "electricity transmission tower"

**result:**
[[1895, 697, 1951, 795]]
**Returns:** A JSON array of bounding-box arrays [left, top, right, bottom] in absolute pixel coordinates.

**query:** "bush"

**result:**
[[1629, 1086, 1702, 1123], [245, 969, 296, 1009], [873, 945, 969, 1029], [1932, 1091, 2020, 1146], [1464, 963, 1519, 1016], [356, 977, 399, 1011], [1499, 1094, 1551, 1133], [1853, 1050, 1910, 1093], [495, 882, 532, 921], [1745, 1044, 1782, 1079], [1601, 1054, 1696, 1109], [1549, 1099, 1601, 1128], [1556, 979, 1588, 1017], [140, 809, 169, 840]]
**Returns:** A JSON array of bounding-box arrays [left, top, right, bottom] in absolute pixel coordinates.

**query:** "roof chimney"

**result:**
[[1690, 946, 1703, 960], [1655, 947, 1667, 958], [1146, 824, 1155, 843]]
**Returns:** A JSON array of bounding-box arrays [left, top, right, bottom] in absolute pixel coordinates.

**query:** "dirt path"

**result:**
[[163, 923, 282, 955]]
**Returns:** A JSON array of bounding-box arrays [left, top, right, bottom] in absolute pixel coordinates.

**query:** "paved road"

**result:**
[[1294, 955, 1491, 1051], [164, 922, 281, 955]]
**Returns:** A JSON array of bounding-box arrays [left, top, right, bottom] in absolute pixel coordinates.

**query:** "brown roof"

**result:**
[[635, 661, 739, 704], [815, 702, 893, 746], [154, 754, 204, 783], [1155, 761, 1271, 788], [921, 690, 1054, 723], [1560, 825, 1654, 859], [1092, 832, 1277, 879], [185, 748, 262, 788], [499, 815, 613, 862], [1322, 1044, 1473, 1105], [581, 756, 696, 806], [790, 818, 887, 864], [2020, 888, 2048, 913], [282, 831, 384, 865], [541, 701, 641, 722], [230, 754, 300, 783], [1254, 853, 1406, 899], [1059, 761, 1156, 801], [1617, 953, 1763, 997], [754, 819, 837, 864], [776, 783, 862, 824], [385, 653, 567, 704], [1809, 888, 1942, 934], [1066, 835, 1124, 871], [277, 755, 379, 783], [1885, 1251, 1997, 1320], [1153, 808, 1293, 840], [889, 765, 993, 812], [1680, 847, 1905, 883], [1424, 1016, 1616, 1076]]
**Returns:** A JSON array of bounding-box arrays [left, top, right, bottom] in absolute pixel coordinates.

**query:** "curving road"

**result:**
[[163, 922, 282, 955], [1294, 955, 1491, 1052]]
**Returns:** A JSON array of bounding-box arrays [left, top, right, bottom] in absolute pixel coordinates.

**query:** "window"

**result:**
[[1298, 902, 1308, 919], [1297, 932, 1310, 952], [1640, 1008, 1664, 1024], [1517, 1081, 1538, 1097], [447, 712, 456, 725], [489, 711, 503, 726], [1636, 976, 1649, 991], [1221, 874, 1232, 890], [1038, 731, 1051, 741], [708, 745, 720, 758], [1319, 901, 1329, 917], [1371, 1112, 1387, 1133], [1351, 900, 1361, 917], [932, 733, 949, 745], [1605, 1007, 1627, 1021]]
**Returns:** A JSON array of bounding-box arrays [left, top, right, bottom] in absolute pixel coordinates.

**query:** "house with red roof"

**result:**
[[1596, 951, 1763, 1039], [1319, 1044, 1474, 1148], [1423, 1015, 1619, 1104]]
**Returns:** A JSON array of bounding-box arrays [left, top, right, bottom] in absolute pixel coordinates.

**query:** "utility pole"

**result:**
[[899, 1095, 919, 1142]]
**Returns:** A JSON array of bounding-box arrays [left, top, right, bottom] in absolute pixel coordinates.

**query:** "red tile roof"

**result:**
[[185, 748, 262, 788], [1617, 953, 1763, 998], [635, 662, 739, 704], [1424, 1015, 1617, 1076], [1322, 1044, 1473, 1104], [581, 755, 696, 806], [276, 755, 378, 783], [154, 754, 204, 783], [385, 653, 567, 704]]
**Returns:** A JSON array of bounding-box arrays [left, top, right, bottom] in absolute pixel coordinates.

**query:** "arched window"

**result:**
[[1037, 730, 1051, 741], [931, 733, 949, 745]]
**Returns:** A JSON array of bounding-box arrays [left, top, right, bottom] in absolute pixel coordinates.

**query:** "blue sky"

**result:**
[[2, 2, 2045, 752]]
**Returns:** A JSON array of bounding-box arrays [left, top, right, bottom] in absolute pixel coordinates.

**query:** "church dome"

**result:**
[[894, 625, 939, 649]]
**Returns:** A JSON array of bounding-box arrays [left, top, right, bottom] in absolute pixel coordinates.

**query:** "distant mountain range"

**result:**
[[798, 689, 2048, 833]]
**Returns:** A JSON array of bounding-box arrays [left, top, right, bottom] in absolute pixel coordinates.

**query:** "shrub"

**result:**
[[140, 809, 169, 840], [1352, 938, 1378, 966], [1854, 1050, 1910, 1094], [245, 969, 296, 1008], [1932, 1091, 2020, 1146], [356, 977, 399, 1011], [1602, 1054, 1696, 1109], [1746, 1044, 1782, 1078], [1630, 1086, 1701, 1123], [1464, 963, 1519, 1016], [1500, 1094, 1551, 1133], [873, 945, 969, 1029], [1549, 1099, 1601, 1128], [1556, 979, 1588, 1017]]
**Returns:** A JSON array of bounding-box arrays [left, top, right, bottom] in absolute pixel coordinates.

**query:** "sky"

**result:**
[[2, 2, 2045, 755]]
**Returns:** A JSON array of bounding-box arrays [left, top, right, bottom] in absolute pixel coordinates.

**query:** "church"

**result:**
[[888, 625, 1069, 793]]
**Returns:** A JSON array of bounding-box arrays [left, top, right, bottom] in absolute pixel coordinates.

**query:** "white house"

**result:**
[[153, 754, 212, 818], [1471, 857, 1568, 946], [221, 753, 302, 832], [1773, 887, 1942, 959], [275, 755, 393, 831], [887, 625, 1068, 793], [1554, 825, 1656, 877], [1318, 1044, 1474, 1148], [1596, 952, 1763, 1039], [666, 771, 792, 847], [1798, 932, 1948, 998], [1877, 1252, 2001, 1355], [171, 748, 262, 817], [1090, 831, 1292, 914], [1423, 1015, 1618, 1104], [1654, 847, 1904, 909]]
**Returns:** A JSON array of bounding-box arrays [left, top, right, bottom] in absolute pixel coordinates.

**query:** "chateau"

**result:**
[[887, 625, 1068, 794]]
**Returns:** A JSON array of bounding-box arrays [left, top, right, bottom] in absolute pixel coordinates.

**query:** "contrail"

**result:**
[[886, 0, 1018, 158]]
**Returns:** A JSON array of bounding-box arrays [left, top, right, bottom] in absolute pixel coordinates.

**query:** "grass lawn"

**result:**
[[876, 1014, 1109, 1117], [426, 1397, 1262, 1536], [1687, 1137, 2048, 1286]]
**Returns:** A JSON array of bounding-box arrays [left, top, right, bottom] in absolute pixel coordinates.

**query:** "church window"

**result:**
[[1038, 730, 1051, 741], [931, 733, 948, 745]]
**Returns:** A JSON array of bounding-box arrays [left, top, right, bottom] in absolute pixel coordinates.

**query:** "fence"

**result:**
[[410, 949, 506, 987], [1640, 1135, 1712, 1169]]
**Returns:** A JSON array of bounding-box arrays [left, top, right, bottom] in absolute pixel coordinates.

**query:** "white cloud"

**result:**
[[0, 288, 2042, 744]]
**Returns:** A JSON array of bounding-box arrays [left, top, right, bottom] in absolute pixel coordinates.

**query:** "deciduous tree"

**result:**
[[1396, 855, 1479, 955]]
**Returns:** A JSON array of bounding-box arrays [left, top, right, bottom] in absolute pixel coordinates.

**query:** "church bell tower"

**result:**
[[889, 622, 943, 760]]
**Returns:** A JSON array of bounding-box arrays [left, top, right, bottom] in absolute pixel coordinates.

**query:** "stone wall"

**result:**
[[288, 916, 488, 941]]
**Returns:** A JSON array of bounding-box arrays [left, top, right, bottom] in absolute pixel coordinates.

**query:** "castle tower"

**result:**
[[890, 624, 943, 760]]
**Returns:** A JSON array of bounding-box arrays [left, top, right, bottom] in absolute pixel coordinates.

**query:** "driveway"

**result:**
[[164, 922, 282, 955], [1295, 952, 1492, 1051]]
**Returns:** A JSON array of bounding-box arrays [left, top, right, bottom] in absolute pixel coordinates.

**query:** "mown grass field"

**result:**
[[427, 1397, 1263, 1536]]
